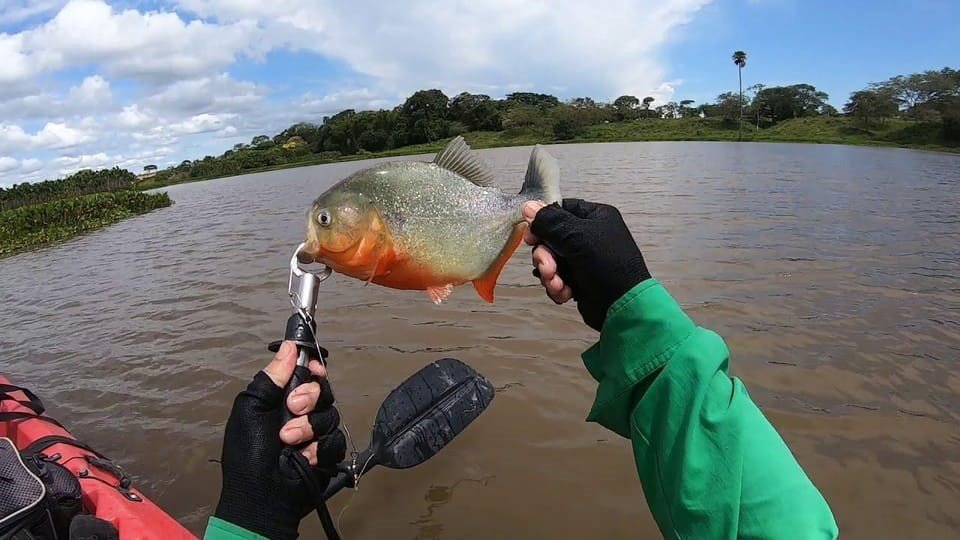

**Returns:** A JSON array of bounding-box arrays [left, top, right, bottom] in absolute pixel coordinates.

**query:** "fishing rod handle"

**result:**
[[268, 312, 331, 428]]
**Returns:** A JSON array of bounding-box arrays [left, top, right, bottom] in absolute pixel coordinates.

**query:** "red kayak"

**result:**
[[0, 375, 196, 539]]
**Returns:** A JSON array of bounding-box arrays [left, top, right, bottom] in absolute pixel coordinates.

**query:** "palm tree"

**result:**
[[732, 50, 747, 140]]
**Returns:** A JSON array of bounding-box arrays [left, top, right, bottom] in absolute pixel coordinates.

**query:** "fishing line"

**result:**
[[290, 297, 361, 480]]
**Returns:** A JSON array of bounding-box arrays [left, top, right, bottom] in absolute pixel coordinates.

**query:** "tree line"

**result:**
[[6, 64, 957, 195], [154, 64, 955, 182], [0, 168, 136, 213], [843, 67, 959, 132]]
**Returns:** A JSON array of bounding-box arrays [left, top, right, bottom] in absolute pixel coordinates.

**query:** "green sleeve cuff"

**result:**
[[582, 279, 696, 437], [203, 517, 268, 540]]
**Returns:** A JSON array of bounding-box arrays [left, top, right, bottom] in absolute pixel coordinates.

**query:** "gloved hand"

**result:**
[[523, 199, 651, 331], [214, 341, 347, 540]]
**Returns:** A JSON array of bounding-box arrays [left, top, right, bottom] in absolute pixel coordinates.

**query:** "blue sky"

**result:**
[[0, 0, 957, 186], [670, 0, 960, 106]]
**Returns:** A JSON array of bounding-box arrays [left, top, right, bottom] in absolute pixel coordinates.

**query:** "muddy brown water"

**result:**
[[1, 142, 958, 538]]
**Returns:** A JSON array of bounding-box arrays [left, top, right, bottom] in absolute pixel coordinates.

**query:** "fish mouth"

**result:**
[[297, 238, 359, 266]]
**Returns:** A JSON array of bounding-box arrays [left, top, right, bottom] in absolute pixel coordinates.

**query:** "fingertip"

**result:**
[[522, 200, 546, 221], [280, 425, 302, 445], [263, 340, 297, 388], [558, 285, 574, 303], [547, 275, 565, 294], [308, 359, 327, 379]]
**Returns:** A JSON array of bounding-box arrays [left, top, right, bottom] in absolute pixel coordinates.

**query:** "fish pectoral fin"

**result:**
[[473, 223, 525, 303], [364, 252, 384, 286], [427, 284, 455, 305]]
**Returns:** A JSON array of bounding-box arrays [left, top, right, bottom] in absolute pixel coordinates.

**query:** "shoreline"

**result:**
[[137, 133, 959, 191]]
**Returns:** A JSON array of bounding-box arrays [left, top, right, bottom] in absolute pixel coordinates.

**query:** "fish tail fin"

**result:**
[[518, 145, 561, 204]]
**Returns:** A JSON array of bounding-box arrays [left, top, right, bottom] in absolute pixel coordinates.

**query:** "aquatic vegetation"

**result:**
[[0, 190, 172, 258]]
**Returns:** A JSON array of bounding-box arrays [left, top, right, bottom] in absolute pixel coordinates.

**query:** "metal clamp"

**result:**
[[288, 242, 332, 314]]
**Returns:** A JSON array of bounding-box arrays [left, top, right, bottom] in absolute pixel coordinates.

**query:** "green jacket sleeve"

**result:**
[[203, 517, 267, 540], [582, 279, 839, 539]]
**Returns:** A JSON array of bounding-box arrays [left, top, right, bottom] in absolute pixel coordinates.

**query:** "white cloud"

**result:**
[[0, 157, 20, 173], [55, 151, 112, 170], [0, 76, 112, 121], [0, 34, 36, 85], [0, 122, 92, 152], [2, 0, 260, 85], [297, 88, 395, 117], [67, 74, 112, 106], [168, 113, 234, 135], [0, 156, 45, 174], [147, 73, 265, 114], [20, 158, 43, 172], [216, 125, 238, 138], [176, 0, 711, 100], [116, 104, 153, 128]]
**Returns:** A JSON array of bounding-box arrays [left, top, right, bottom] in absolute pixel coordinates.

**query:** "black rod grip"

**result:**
[[321, 449, 377, 501]]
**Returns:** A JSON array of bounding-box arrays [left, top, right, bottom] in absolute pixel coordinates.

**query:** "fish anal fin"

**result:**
[[473, 224, 524, 303], [433, 136, 497, 187], [427, 284, 455, 305]]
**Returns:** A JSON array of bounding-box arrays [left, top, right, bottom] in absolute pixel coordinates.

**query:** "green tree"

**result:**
[[873, 67, 960, 120], [732, 50, 747, 140], [320, 109, 359, 154], [399, 89, 450, 145], [251, 135, 273, 149], [273, 122, 322, 149], [714, 92, 741, 123], [679, 99, 697, 118], [0, 167, 136, 211], [642, 96, 655, 119], [754, 84, 829, 123], [505, 92, 561, 109], [844, 89, 900, 126], [748, 83, 766, 130], [550, 105, 590, 140], [569, 97, 596, 109], [613, 95, 640, 121], [448, 92, 502, 131], [819, 104, 839, 116], [792, 84, 830, 116], [501, 104, 551, 131]]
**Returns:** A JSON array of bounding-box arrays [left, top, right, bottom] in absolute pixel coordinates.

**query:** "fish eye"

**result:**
[[317, 209, 332, 227]]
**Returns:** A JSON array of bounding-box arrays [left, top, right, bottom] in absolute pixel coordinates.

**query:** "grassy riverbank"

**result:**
[[137, 116, 958, 191], [0, 191, 172, 259]]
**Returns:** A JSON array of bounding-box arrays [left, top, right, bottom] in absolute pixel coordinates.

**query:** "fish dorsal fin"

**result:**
[[433, 136, 497, 187]]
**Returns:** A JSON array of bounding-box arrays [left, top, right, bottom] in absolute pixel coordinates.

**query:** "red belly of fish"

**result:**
[[372, 257, 466, 291]]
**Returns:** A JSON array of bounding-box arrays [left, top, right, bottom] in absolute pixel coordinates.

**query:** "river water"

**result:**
[[1, 142, 958, 538]]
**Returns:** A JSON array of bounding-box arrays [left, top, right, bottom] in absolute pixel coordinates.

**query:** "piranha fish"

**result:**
[[299, 136, 561, 304]]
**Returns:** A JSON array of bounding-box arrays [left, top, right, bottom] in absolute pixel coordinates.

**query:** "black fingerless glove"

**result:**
[[214, 371, 346, 540], [530, 199, 651, 331]]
